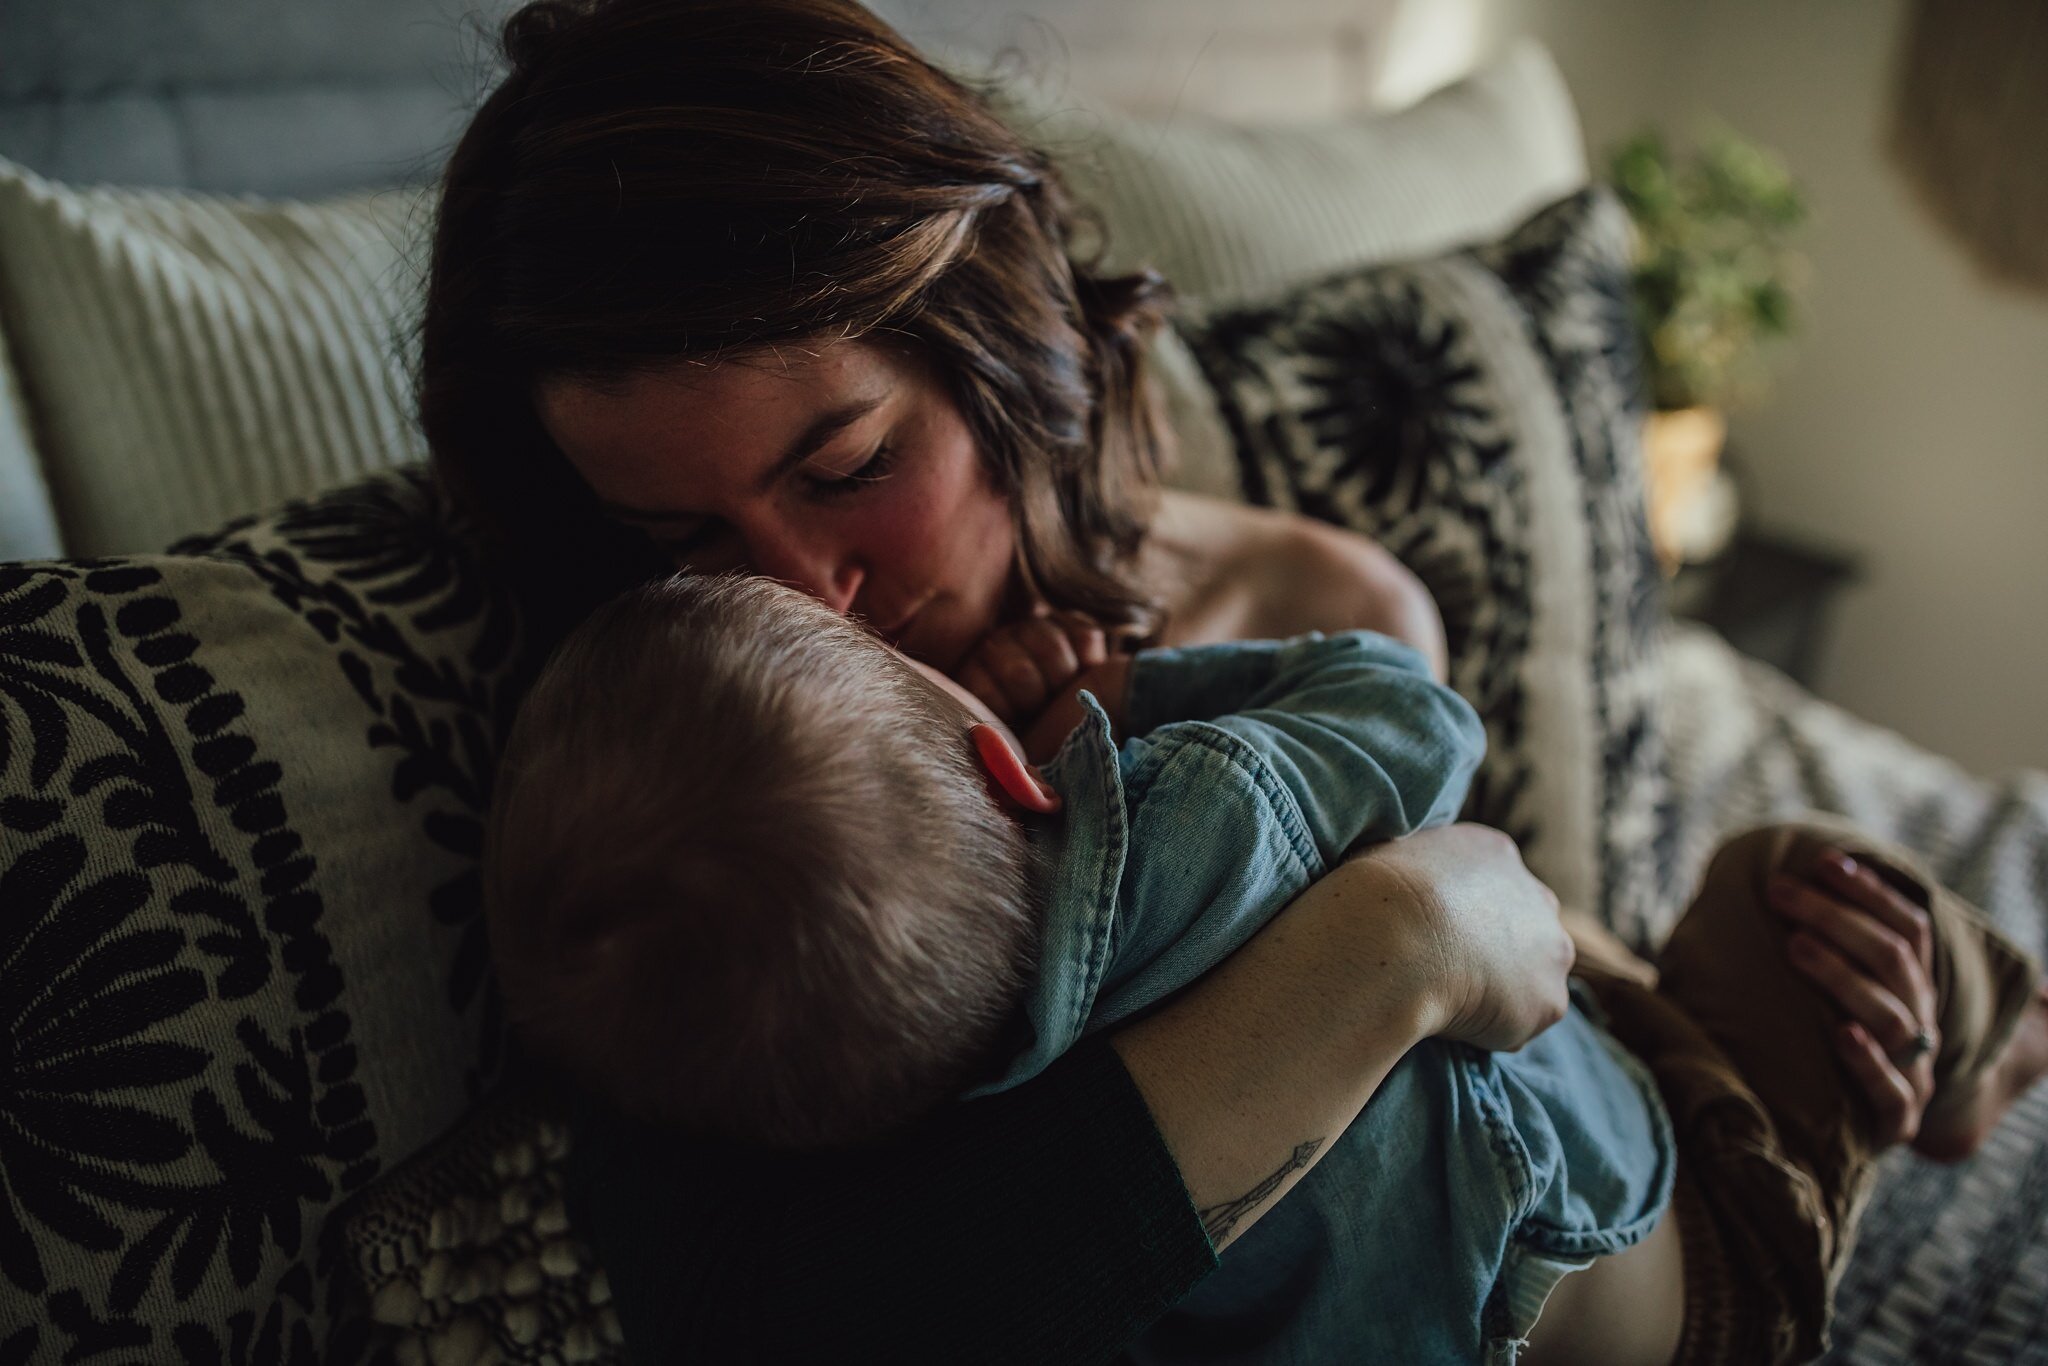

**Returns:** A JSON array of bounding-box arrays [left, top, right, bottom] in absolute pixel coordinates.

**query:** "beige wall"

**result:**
[[1480, 0, 2048, 776], [871, 0, 1397, 119]]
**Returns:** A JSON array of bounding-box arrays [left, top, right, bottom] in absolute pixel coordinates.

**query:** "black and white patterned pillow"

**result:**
[[1178, 188, 1677, 944], [0, 470, 532, 1363]]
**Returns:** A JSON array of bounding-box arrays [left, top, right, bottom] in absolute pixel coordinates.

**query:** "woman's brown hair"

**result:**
[[420, 0, 1172, 638]]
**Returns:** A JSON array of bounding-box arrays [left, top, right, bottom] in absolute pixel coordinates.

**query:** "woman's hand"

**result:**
[[1349, 824, 1576, 1052], [1769, 849, 1940, 1145]]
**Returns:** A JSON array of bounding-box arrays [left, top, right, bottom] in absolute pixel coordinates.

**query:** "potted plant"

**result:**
[[1608, 127, 1807, 571]]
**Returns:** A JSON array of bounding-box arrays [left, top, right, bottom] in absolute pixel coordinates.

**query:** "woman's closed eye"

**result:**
[[645, 518, 738, 568], [619, 439, 898, 566], [806, 443, 896, 496]]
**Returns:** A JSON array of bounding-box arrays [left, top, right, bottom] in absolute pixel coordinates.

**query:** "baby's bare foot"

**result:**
[[1915, 983, 2048, 1163]]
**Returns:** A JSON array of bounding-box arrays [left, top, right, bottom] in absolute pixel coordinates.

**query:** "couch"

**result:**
[[4, 4, 2047, 1361]]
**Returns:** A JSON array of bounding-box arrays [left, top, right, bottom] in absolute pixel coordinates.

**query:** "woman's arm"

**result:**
[[570, 827, 1571, 1362], [1114, 823, 1574, 1248]]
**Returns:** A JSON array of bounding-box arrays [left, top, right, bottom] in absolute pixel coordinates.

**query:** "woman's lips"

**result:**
[[878, 598, 929, 647]]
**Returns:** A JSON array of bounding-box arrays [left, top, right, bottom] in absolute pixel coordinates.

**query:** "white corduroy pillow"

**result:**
[[0, 159, 424, 556], [0, 317, 61, 560], [997, 38, 1588, 308]]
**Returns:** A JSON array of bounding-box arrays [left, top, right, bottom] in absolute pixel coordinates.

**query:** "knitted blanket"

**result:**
[[1659, 621, 2048, 1363]]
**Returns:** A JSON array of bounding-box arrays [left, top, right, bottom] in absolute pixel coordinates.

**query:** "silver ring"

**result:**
[[1897, 1028, 1936, 1064]]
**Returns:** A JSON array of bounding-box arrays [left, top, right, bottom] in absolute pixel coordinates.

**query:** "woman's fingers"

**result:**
[[1769, 850, 1942, 1142], [1770, 875, 1933, 1019], [1836, 1021, 1922, 1145], [1786, 931, 1930, 1059], [1811, 850, 1934, 969]]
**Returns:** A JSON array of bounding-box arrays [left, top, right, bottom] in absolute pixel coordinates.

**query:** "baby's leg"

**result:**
[[1520, 1198, 1685, 1366], [1474, 1003, 1685, 1365]]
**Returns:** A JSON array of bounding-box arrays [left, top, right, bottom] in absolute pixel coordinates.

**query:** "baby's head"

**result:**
[[486, 574, 1044, 1147]]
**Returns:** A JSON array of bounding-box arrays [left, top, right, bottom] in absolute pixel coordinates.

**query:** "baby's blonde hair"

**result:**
[[486, 574, 1037, 1146]]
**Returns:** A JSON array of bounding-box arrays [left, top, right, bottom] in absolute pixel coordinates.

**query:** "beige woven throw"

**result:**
[[1890, 0, 2048, 294]]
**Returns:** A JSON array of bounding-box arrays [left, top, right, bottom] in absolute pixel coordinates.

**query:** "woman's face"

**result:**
[[537, 339, 1018, 669]]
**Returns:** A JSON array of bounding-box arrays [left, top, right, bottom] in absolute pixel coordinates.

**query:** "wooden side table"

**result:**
[[1667, 530, 1862, 689]]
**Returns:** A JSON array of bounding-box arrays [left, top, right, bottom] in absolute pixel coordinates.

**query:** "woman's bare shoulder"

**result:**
[[1146, 492, 1436, 651]]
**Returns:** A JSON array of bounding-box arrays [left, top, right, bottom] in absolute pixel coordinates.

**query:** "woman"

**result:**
[[418, 1, 1951, 1359]]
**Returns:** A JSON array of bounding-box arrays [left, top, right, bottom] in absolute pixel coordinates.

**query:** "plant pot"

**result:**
[[1643, 405, 1735, 574]]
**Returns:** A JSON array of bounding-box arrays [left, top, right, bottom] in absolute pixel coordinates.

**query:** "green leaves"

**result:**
[[1607, 125, 1808, 411]]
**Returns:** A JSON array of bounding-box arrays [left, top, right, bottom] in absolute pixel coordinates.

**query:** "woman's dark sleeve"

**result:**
[[565, 1036, 1218, 1363]]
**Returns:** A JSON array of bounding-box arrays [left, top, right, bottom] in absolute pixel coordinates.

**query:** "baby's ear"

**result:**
[[970, 724, 1061, 815]]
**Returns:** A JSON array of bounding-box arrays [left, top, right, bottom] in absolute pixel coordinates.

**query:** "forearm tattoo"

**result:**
[[1197, 1138, 1324, 1246]]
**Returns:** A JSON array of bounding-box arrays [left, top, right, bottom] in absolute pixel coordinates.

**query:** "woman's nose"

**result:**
[[745, 529, 864, 615]]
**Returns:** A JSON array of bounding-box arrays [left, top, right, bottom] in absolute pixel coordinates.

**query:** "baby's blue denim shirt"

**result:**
[[971, 633, 1676, 1363]]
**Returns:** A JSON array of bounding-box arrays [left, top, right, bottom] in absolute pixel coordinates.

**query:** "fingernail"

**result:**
[[1829, 852, 1860, 878]]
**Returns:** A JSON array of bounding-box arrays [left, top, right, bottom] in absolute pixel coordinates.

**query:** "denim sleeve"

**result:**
[[1090, 636, 1484, 1031], [1134, 632, 1485, 864], [1091, 727, 1324, 1031], [1123, 637, 1307, 736]]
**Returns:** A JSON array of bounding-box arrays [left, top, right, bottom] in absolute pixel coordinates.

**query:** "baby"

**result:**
[[485, 573, 1485, 1139], [486, 573, 2047, 1363]]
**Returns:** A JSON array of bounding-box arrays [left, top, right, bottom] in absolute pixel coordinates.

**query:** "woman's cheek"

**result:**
[[891, 452, 1008, 582], [942, 471, 1020, 597], [849, 477, 943, 583], [892, 468, 1017, 664]]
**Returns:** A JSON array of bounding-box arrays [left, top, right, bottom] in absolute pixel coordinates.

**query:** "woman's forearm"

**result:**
[[1109, 855, 1442, 1250], [1111, 823, 1575, 1251]]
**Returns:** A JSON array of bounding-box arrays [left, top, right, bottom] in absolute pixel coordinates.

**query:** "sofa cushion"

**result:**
[[0, 469, 524, 1361], [1176, 187, 1676, 943], [996, 38, 1589, 308], [341, 1086, 613, 1364], [0, 157, 424, 558]]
